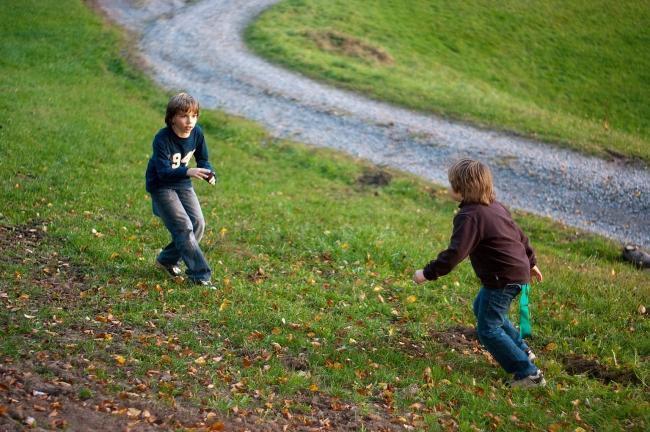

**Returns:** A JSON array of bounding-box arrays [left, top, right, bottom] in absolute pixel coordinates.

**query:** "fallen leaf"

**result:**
[[543, 342, 558, 352], [114, 355, 126, 365], [423, 367, 433, 385], [406, 295, 417, 304]]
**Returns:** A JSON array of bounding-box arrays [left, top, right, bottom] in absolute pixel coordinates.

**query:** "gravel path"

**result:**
[[97, 0, 649, 248]]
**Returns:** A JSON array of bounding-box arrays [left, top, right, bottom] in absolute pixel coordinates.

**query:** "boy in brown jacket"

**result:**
[[413, 159, 545, 388]]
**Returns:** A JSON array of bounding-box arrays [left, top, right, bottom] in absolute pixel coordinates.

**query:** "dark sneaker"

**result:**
[[525, 349, 537, 361], [510, 370, 546, 389], [155, 259, 182, 278]]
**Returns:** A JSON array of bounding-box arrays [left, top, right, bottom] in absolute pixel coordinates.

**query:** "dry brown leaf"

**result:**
[[544, 342, 558, 352], [127, 407, 142, 418], [423, 367, 433, 385]]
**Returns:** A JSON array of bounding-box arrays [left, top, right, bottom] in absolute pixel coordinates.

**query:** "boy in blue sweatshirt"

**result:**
[[145, 93, 216, 286]]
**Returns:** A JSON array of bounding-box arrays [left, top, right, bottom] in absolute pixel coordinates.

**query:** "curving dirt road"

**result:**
[[97, 0, 649, 248]]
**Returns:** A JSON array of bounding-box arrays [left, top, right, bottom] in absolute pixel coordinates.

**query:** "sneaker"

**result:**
[[192, 279, 217, 289], [525, 349, 537, 361], [155, 259, 182, 278], [510, 370, 546, 389]]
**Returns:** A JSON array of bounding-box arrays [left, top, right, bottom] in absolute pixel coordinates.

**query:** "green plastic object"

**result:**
[[519, 283, 532, 338]]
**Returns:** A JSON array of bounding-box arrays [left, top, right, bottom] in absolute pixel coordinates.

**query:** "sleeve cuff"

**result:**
[[422, 266, 437, 281]]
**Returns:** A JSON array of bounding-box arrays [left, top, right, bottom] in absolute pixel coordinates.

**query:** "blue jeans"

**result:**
[[151, 188, 211, 282], [473, 285, 538, 379]]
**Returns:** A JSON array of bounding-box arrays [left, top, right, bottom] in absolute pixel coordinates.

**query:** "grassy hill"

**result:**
[[0, 1, 648, 430], [247, 0, 650, 163]]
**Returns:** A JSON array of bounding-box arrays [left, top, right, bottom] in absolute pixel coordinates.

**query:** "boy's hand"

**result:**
[[205, 171, 217, 185], [413, 269, 427, 285], [187, 167, 212, 180], [531, 265, 543, 283]]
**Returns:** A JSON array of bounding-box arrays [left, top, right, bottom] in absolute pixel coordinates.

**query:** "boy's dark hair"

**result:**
[[165, 93, 200, 127], [448, 159, 496, 205]]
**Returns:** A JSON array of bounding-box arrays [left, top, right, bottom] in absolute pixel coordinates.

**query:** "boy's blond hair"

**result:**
[[448, 159, 495, 205], [165, 92, 200, 127]]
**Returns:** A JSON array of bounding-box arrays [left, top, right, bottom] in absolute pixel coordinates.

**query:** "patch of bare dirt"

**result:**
[[0, 358, 244, 432], [429, 325, 497, 366], [429, 325, 480, 352], [0, 223, 47, 265], [390, 329, 429, 359], [0, 222, 89, 305], [356, 166, 392, 187], [307, 30, 394, 65], [280, 392, 405, 432], [562, 354, 641, 385], [281, 353, 310, 371], [0, 357, 406, 432]]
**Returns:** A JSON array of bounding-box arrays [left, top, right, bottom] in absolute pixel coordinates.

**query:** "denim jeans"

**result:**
[[473, 284, 538, 379], [151, 188, 211, 282]]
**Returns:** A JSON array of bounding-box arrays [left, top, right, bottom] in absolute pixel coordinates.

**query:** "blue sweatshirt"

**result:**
[[145, 125, 214, 192]]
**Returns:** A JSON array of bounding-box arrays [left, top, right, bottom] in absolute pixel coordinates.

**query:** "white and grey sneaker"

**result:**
[[192, 279, 217, 290], [155, 259, 182, 278], [510, 370, 546, 389], [525, 349, 537, 361]]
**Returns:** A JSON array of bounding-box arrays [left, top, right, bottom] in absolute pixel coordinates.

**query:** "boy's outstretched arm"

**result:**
[[412, 213, 478, 285]]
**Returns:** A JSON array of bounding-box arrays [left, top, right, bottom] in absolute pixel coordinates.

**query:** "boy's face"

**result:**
[[448, 187, 463, 202], [170, 110, 198, 138]]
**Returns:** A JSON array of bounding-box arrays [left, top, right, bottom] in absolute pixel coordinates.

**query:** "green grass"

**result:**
[[246, 0, 650, 163], [1, 1, 649, 430]]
